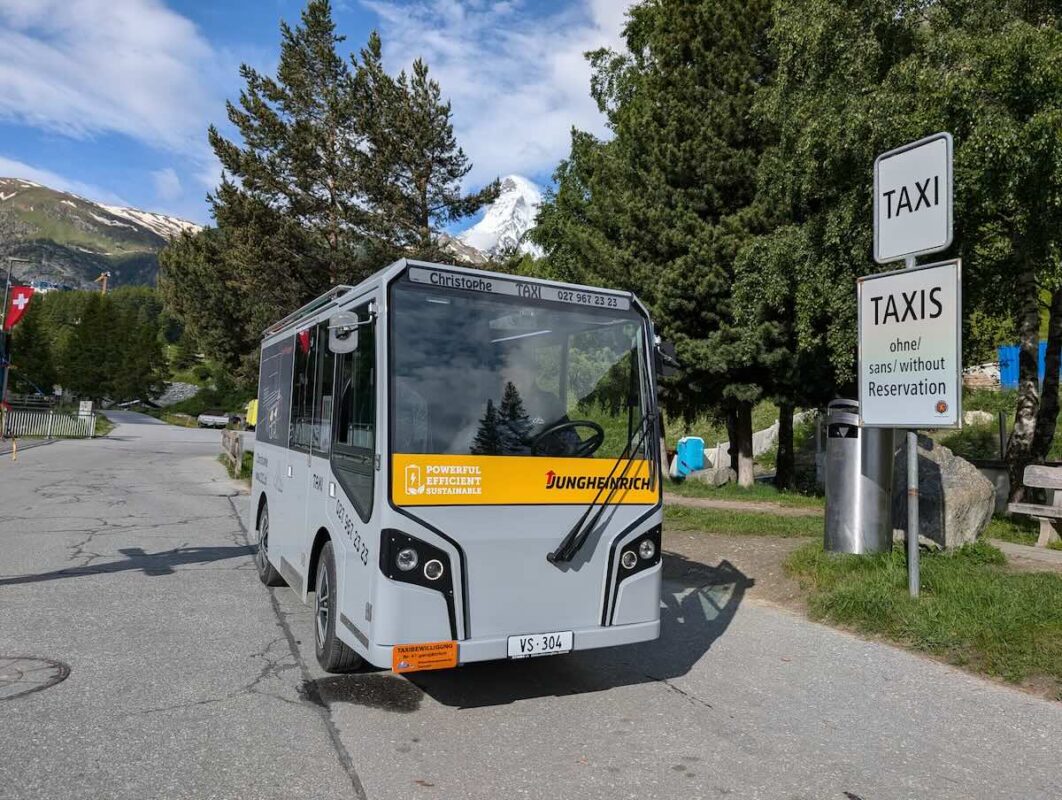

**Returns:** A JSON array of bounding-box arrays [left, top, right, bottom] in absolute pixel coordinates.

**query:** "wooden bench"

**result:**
[[1007, 465, 1062, 547]]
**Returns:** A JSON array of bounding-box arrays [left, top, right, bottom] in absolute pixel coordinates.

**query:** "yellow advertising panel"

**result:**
[[392, 454, 658, 506]]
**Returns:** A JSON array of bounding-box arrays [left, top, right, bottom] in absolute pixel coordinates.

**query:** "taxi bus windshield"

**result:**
[[390, 279, 647, 459]]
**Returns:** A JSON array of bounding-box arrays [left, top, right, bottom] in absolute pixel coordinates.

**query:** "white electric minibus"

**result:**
[[250, 259, 663, 673]]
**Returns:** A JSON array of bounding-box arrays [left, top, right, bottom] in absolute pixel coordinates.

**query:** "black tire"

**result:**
[[255, 503, 284, 587], [314, 541, 362, 673]]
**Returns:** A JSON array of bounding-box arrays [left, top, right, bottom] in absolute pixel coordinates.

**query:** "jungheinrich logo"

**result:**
[[544, 469, 652, 492]]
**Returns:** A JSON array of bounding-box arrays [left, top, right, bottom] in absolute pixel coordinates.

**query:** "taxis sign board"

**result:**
[[858, 259, 962, 428]]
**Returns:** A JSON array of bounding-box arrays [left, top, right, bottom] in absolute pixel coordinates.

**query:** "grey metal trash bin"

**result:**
[[824, 399, 894, 554]]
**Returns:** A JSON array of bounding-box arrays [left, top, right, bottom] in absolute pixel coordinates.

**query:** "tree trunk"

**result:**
[[775, 401, 795, 491], [736, 401, 755, 488], [1031, 288, 1062, 463], [725, 407, 739, 473], [1006, 271, 1042, 502]]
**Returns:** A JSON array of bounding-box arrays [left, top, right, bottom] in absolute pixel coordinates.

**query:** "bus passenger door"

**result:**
[[327, 300, 378, 636], [278, 324, 316, 586], [305, 320, 336, 570]]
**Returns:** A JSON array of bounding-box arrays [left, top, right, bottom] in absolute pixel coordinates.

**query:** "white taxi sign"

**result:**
[[874, 132, 953, 264]]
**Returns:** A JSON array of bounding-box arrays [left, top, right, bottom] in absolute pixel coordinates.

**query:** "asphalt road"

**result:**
[[0, 411, 1059, 800]]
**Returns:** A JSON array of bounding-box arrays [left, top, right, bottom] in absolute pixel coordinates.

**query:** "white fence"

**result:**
[[1, 409, 97, 439]]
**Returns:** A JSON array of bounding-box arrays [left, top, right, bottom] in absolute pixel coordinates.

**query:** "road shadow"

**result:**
[[312, 552, 751, 711], [0, 544, 253, 586]]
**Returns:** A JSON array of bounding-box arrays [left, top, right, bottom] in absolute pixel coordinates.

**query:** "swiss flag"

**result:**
[[3, 286, 34, 331]]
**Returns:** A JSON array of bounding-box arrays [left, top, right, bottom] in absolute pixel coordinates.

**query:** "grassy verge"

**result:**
[[665, 505, 823, 537], [986, 514, 1062, 552], [218, 451, 253, 483], [666, 479, 825, 509], [786, 540, 1062, 693], [93, 414, 114, 437]]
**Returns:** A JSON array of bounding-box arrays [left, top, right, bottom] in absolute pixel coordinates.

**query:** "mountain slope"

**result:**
[[458, 175, 543, 258], [0, 178, 200, 289]]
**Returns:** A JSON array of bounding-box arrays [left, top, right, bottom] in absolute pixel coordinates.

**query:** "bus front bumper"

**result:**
[[366, 618, 660, 671]]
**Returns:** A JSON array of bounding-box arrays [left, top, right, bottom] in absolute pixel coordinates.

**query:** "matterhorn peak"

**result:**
[[458, 174, 543, 258]]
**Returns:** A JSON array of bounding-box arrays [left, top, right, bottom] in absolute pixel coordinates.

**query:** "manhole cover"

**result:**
[[0, 656, 70, 700]]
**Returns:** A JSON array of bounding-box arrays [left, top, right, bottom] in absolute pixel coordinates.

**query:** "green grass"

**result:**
[[666, 479, 825, 509], [93, 414, 114, 437], [218, 451, 253, 483], [160, 412, 198, 428], [987, 514, 1062, 551], [786, 540, 1062, 691], [963, 388, 1016, 416], [939, 423, 1001, 461], [665, 505, 823, 537]]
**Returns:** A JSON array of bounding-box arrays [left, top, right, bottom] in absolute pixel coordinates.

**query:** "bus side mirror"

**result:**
[[655, 339, 680, 378], [328, 312, 360, 353]]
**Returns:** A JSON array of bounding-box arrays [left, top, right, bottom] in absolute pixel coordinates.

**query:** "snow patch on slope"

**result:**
[[459, 175, 543, 258], [100, 204, 201, 239]]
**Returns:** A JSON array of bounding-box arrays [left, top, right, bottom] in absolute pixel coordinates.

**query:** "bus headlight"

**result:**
[[638, 539, 656, 560], [621, 550, 638, 570], [396, 547, 419, 571], [423, 559, 445, 581], [380, 529, 459, 640]]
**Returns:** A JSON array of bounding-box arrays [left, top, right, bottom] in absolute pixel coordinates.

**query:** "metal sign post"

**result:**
[[864, 132, 956, 598], [904, 256, 920, 598]]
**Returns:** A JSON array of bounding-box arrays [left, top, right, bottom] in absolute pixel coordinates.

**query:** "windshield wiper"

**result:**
[[546, 409, 657, 565]]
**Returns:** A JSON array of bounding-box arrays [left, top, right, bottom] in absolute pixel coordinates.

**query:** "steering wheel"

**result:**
[[530, 420, 605, 457]]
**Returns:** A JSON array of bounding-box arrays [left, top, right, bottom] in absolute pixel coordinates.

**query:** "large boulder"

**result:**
[[690, 467, 736, 487], [892, 435, 994, 550], [963, 409, 995, 427]]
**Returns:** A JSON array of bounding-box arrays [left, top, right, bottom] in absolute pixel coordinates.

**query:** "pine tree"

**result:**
[[9, 306, 56, 394], [356, 34, 499, 260], [470, 399, 504, 455], [60, 294, 114, 402], [208, 0, 372, 288], [108, 307, 167, 402], [532, 0, 775, 485], [162, 3, 496, 378], [498, 381, 533, 451]]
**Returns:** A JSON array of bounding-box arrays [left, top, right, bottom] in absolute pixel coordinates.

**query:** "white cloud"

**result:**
[[0, 154, 127, 205], [362, 0, 636, 188], [0, 0, 224, 159], [151, 167, 183, 201]]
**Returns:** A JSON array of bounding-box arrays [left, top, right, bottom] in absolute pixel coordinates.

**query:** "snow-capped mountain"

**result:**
[[0, 177, 201, 289], [458, 175, 543, 258]]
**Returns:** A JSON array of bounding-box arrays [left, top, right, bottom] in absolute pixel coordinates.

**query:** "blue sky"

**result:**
[[0, 0, 633, 226]]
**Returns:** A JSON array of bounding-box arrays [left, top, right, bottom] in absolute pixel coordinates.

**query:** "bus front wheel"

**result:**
[[255, 503, 284, 587], [314, 541, 362, 673]]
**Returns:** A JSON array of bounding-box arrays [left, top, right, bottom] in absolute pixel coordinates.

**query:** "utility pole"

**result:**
[[94, 270, 111, 295]]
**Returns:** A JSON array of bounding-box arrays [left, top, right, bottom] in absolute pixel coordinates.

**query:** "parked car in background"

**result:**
[[196, 410, 230, 428]]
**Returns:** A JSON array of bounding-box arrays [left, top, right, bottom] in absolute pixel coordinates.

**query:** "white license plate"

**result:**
[[507, 630, 574, 659]]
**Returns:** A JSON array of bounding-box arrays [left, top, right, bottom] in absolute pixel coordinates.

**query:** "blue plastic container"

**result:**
[[675, 436, 705, 478], [998, 342, 1050, 389]]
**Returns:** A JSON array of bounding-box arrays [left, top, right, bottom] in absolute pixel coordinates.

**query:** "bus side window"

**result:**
[[311, 322, 335, 453], [331, 305, 375, 521], [290, 327, 317, 450]]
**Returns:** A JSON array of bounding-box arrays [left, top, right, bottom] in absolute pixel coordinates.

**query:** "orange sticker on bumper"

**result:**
[[392, 641, 458, 673]]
